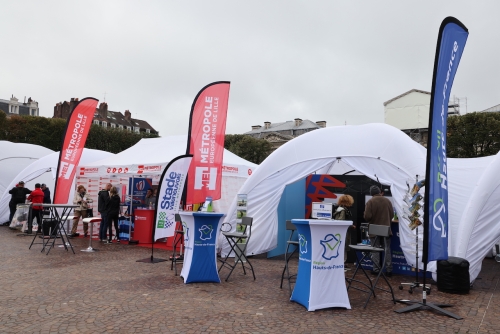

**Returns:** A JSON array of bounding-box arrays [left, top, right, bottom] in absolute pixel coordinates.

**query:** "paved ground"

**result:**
[[1, 226, 499, 334]]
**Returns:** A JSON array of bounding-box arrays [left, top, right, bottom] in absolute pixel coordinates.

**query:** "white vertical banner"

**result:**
[[154, 155, 192, 241]]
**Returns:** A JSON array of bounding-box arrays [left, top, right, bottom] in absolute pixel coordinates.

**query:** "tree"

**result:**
[[224, 134, 271, 164], [0, 111, 158, 153], [447, 112, 500, 158]]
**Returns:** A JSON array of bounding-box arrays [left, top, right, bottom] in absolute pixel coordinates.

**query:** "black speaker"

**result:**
[[437, 256, 470, 294], [42, 219, 59, 237]]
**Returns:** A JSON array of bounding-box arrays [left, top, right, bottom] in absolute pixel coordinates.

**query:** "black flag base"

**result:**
[[136, 255, 168, 263], [395, 300, 462, 320]]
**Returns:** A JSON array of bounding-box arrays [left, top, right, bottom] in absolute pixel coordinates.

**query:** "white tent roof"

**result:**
[[0, 149, 114, 222], [0, 141, 54, 222], [79, 135, 257, 178], [222, 123, 500, 282]]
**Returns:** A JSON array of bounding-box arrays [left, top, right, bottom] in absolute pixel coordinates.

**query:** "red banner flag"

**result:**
[[186, 81, 230, 204], [53, 97, 99, 204]]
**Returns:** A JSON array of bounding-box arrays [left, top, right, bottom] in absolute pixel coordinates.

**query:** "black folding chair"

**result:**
[[170, 214, 185, 276], [280, 220, 299, 295], [218, 216, 255, 281], [346, 224, 396, 308]]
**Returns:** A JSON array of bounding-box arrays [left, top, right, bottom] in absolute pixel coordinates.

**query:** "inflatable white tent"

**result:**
[[0, 141, 54, 223], [222, 123, 500, 282], [0, 148, 115, 222], [79, 135, 257, 212]]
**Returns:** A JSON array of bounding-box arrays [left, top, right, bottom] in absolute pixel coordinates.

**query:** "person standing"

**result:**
[[27, 183, 45, 233], [41, 184, 51, 204], [41, 183, 51, 216], [7, 181, 32, 225], [70, 185, 93, 237], [105, 186, 121, 244], [98, 183, 112, 242], [333, 194, 356, 264], [364, 185, 394, 277]]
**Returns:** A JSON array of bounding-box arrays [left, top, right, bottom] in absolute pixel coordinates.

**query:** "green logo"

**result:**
[[157, 212, 166, 228]]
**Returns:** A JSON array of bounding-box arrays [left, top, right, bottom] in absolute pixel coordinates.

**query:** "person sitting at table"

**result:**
[[333, 194, 356, 265], [144, 189, 156, 209], [70, 185, 93, 238], [105, 186, 121, 244]]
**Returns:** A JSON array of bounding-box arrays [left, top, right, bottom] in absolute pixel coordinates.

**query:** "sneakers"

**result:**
[[105, 240, 113, 244]]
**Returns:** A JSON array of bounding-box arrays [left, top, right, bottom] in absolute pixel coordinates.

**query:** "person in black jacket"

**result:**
[[41, 184, 51, 216], [98, 183, 112, 242], [105, 186, 121, 244], [41, 184, 51, 204], [7, 181, 32, 224]]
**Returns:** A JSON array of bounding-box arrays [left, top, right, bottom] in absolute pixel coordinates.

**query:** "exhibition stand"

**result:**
[[290, 219, 351, 311], [179, 211, 226, 284], [133, 208, 154, 244]]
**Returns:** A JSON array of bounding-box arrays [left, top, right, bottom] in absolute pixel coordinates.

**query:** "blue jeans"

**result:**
[[99, 212, 108, 240]]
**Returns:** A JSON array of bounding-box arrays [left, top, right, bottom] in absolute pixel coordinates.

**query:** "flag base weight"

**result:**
[[395, 300, 462, 319], [136, 255, 168, 263]]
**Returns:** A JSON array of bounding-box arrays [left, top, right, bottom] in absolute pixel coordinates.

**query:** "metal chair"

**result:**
[[346, 224, 396, 308], [170, 214, 185, 276], [280, 220, 299, 295], [218, 216, 255, 281]]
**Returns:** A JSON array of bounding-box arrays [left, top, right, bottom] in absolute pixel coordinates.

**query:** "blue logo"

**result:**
[[320, 233, 342, 260], [298, 234, 308, 254], [199, 224, 213, 240]]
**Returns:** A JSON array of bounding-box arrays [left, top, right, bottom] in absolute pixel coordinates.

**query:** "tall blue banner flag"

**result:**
[[424, 17, 468, 263]]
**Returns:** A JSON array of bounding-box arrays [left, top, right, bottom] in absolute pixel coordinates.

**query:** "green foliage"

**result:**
[[0, 111, 158, 153], [224, 134, 271, 164], [447, 112, 500, 158]]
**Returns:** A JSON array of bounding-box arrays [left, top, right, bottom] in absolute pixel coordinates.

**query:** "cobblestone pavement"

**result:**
[[1, 227, 499, 333]]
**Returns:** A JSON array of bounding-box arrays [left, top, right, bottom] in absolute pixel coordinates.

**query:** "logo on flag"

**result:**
[[59, 162, 75, 179], [194, 167, 217, 190]]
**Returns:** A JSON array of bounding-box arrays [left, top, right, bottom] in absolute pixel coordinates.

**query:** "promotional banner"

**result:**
[[53, 97, 99, 204], [186, 81, 230, 204], [154, 154, 192, 241], [424, 17, 468, 263]]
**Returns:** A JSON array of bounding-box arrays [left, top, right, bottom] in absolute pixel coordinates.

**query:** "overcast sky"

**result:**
[[1, 1, 499, 136]]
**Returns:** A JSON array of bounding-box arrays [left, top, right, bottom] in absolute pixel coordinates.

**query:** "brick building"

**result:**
[[53, 98, 158, 135]]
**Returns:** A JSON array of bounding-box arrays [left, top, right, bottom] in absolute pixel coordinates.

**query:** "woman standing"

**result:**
[[71, 185, 93, 237], [333, 194, 355, 264], [105, 186, 121, 244]]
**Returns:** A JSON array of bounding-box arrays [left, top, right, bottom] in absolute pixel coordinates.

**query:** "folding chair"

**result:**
[[280, 220, 299, 295], [346, 224, 396, 308], [218, 216, 255, 281], [170, 214, 185, 276]]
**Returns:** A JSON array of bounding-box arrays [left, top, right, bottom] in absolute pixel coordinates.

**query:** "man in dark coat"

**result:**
[[7, 181, 32, 225], [364, 185, 394, 276], [41, 184, 51, 215], [98, 183, 112, 241], [41, 184, 51, 204]]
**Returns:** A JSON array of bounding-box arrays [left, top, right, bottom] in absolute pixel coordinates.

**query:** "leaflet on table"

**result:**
[[200, 196, 213, 212]]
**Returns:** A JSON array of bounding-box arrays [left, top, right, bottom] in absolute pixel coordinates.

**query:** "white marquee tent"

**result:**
[[0, 148, 115, 222], [0, 141, 54, 223], [222, 123, 500, 282], [79, 135, 257, 212]]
